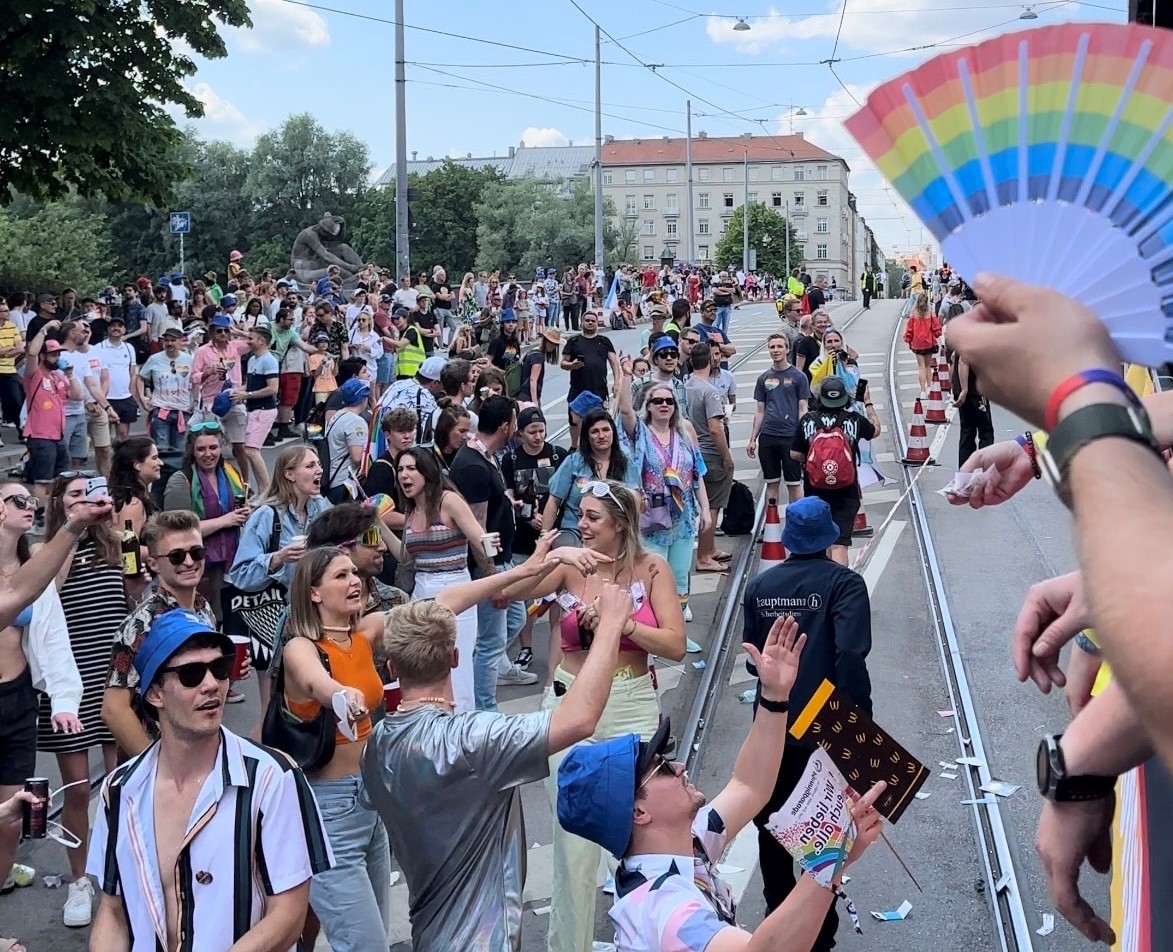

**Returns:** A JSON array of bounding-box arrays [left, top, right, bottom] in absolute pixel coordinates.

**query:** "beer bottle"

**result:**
[[121, 520, 141, 577]]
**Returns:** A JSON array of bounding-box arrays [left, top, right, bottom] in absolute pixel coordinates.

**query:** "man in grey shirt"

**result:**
[[323, 377, 369, 504], [685, 342, 734, 572], [360, 553, 631, 952]]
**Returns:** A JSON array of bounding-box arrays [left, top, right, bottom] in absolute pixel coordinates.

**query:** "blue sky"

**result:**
[[182, 0, 1128, 256]]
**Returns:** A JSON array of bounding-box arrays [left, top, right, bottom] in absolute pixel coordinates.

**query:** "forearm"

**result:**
[[441, 559, 553, 614], [225, 885, 308, 952], [90, 894, 132, 952], [1069, 437, 1173, 767], [100, 690, 152, 758], [749, 408, 764, 441], [1061, 681, 1154, 777], [731, 706, 790, 811], [745, 876, 836, 952], [0, 522, 82, 627]]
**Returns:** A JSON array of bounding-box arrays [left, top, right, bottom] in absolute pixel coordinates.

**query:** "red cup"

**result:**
[[383, 682, 401, 711], [230, 636, 250, 680]]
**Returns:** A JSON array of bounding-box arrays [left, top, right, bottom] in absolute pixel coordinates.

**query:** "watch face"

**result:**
[[1036, 737, 1052, 795]]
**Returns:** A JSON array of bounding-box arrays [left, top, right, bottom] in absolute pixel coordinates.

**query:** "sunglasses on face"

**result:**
[[3, 494, 38, 510], [346, 526, 384, 548], [160, 545, 206, 566], [646, 396, 676, 407], [638, 754, 685, 792], [161, 654, 233, 688], [655, 351, 679, 360]]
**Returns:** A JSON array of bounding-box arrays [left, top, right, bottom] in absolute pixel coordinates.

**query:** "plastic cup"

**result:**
[[229, 636, 250, 680], [383, 682, 401, 711], [291, 534, 308, 547], [481, 533, 500, 558]]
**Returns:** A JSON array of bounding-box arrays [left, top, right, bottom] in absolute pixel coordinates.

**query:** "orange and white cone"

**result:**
[[936, 345, 952, 396], [924, 378, 948, 424], [758, 499, 787, 573], [852, 489, 874, 538], [902, 398, 933, 465]]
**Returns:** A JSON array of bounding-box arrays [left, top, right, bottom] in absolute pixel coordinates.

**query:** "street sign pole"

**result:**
[[179, 232, 185, 276], [169, 211, 191, 275]]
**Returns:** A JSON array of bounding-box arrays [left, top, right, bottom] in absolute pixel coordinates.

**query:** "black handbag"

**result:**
[[261, 640, 336, 772], [222, 506, 287, 667]]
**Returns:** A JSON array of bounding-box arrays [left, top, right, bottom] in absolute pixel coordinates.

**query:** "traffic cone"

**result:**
[[852, 487, 874, 538], [758, 499, 787, 573], [924, 378, 948, 424], [936, 345, 952, 396], [902, 399, 933, 465]]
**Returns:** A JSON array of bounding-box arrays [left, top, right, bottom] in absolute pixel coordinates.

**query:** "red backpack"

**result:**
[[805, 420, 856, 489]]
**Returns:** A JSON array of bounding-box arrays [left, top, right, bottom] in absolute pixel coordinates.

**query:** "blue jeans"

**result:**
[[716, 305, 732, 338], [505, 555, 527, 648], [148, 409, 183, 453], [547, 298, 562, 327], [309, 774, 391, 952], [474, 566, 508, 711]]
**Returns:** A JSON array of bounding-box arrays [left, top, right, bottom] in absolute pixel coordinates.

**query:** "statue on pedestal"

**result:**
[[290, 212, 366, 286]]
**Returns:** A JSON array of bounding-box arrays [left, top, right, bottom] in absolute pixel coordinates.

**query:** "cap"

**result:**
[[42, 340, 63, 353], [499, 308, 517, 324], [339, 378, 371, 405], [136, 277, 152, 289], [652, 337, 680, 357], [418, 356, 446, 381], [517, 407, 546, 429], [209, 314, 233, 329], [311, 330, 331, 345], [107, 314, 126, 325], [819, 375, 851, 409], [37, 293, 57, 305], [781, 497, 840, 555], [170, 272, 183, 282], [161, 326, 184, 339], [380, 293, 394, 304], [391, 306, 409, 318], [132, 608, 232, 695], [556, 718, 671, 858], [220, 294, 238, 308], [646, 303, 670, 322]]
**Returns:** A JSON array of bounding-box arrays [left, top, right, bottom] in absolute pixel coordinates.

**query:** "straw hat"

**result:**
[[540, 327, 562, 344]]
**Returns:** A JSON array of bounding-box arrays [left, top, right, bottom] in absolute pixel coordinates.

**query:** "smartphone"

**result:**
[[84, 477, 108, 500]]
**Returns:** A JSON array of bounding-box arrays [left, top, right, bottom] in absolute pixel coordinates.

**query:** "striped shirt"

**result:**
[[86, 728, 334, 952]]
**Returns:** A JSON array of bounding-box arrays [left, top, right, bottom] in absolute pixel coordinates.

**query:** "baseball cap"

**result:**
[[517, 407, 546, 430], [339, 378, 371, 405], [819, 375, 851, 409], [418, 356, 447, 381], [107, 314, 126, 325], [209, 314, 233, 329], [42, 340, 63, 353], [132, 609, 231, 695], [646, 303, 670, 322], [161, 326, 185, 339], [37, 293, 57, 305], [557, 718, 671, 858], [651, 337, 679, 357]]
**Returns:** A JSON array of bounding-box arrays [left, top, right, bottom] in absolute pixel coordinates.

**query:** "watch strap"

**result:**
[[1040, 403, 1159, 507], [757, 695, 790, 714]]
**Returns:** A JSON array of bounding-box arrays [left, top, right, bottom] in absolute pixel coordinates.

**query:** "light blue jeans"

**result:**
[[643, 534, 693, 603], [716, 305, 732, 338], [474, 566, 508, 710], [547, 298, 562, 327], [309, 774, 391, 952], [505, 555, 528, 647]]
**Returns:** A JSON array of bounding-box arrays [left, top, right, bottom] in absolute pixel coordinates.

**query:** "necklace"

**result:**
[[397, 697, 454, 712]]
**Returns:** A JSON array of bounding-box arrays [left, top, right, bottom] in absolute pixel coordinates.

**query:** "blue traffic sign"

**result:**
[[169, 211, 191, 234]]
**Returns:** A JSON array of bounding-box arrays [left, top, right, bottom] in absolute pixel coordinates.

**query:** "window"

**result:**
[[771, 191, 783, 207], [771, 165, 784, 181], [698, 192, 710, 210], [665, 193, 679, 213], [666, 220, 678, 237], [748, 192, 759, 203], [602, 171, 613, 185], [641, 220, 656, 235], [817, 165, 827, 180], [666, 168, 679, 182], [816, 243, 828, 259], [624, 170, 636, 184], [643, 194, 655, 210], [817, 217, 829, 234], [643, 169, 655, 184], [643, 244, 655, 259], [698, 244, 709, 259], [794, 167, 805, 181], [697, 167, 711, 182], [748, 166, 759, 181], [793, 192, 805, 207], [817, 189, 828, 206], [723, 192, 734, 209], [698, 220, 711, 235], [624, 195, 637, 216], [722, 167, 734, 182]]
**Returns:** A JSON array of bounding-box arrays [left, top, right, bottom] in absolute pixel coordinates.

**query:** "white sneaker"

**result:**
[[63, 877, 95, 928], [683, 605, 694, 622], [497, 663, 538, 686]]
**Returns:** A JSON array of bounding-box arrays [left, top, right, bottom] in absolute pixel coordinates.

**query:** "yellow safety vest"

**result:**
[[398, 325, 425, 378]]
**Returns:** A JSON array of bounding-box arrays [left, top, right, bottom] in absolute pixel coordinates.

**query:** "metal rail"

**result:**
[[885, 316, 1036, 952]]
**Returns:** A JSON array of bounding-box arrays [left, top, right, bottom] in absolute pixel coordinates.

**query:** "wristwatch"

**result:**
[[1036, 734, 1115, 802], [757, 695, 790, 714], [1039, 402, 1160, 508]]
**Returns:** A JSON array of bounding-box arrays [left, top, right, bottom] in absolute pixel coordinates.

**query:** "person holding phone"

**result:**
[[23, 330, 78, 523]]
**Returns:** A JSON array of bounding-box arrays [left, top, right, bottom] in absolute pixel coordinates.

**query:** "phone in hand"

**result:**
[[84, 477, 108, 500]]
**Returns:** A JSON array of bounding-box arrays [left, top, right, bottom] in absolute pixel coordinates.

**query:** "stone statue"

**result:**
[[290, 212, 367, 286]]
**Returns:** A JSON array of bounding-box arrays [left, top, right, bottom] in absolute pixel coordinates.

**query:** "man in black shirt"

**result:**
[[711, 271, 736, 338], [805, 275, 827, 312], [560, 309, 618, 449], [412, 296, 438, 356], [429, 265, 457, 349], [448, 395, 518, 711], [790, 316, 821, 380]]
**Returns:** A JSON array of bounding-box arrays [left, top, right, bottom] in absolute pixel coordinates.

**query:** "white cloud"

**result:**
[[188, 82, 269, 145], [232, 0, 330, 52], [520, 127, 570, 148]]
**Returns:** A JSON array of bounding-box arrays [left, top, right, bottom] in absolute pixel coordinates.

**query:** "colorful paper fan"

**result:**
[[845, 22, 1173, 366]]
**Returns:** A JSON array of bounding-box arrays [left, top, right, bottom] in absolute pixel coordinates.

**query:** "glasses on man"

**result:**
[[346, 526, 384, 549], [3, 494, 38, 511], [655, 351, 679, 361], [637, 755, 686, 792], [160, 655, 234, 688], [161, 545, 206, 566]]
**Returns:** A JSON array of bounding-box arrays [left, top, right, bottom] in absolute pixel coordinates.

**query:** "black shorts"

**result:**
[[0, 668, 39, 785], [912, 347, 935, 357], [758, 434, 802, 484], [110, 396, 139, 424], [817, 489, 861, 547], [24, 437, 69, 484]]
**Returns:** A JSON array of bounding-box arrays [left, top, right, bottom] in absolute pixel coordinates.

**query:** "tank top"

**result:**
[[286, 634, 383, 745], [403, 516, 467, 573], [560, 592, 658, 655]]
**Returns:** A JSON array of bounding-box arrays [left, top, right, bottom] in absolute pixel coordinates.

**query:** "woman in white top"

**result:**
[[348, 308, 383, 380]]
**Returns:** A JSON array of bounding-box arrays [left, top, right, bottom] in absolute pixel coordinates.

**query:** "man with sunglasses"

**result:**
[[558, 616, 885, 952], [191, 314, 250, 481], [137, 326, 194, 453], [89, 608, 331, 952], [102, 511, 222, 757]]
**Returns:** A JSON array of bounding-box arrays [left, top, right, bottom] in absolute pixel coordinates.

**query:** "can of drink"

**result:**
[[22, 778, 49, 839]]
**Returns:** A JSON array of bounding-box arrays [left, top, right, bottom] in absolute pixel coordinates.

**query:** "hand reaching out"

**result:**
[[744, 614, 806, 703]]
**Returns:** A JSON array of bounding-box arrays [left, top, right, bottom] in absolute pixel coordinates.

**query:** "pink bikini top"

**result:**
[[559, 593, 659, 654]]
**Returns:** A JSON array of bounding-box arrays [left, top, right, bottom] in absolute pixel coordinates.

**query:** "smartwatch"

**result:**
[[1036, 734, 1115, 802]]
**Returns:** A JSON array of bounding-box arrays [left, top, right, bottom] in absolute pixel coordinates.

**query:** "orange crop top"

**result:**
[[286, 634, 384, 745]]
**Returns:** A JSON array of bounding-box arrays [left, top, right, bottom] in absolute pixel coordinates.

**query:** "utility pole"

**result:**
[[394, 0, 410, 280], [785, 198, 791, 276], [685, 100, 695, 263], [742, 149, 750, 277], [593, 25, 605, 270]]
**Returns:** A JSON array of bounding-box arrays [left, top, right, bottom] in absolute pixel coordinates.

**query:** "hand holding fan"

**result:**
[[845, 22, 1173, 366]]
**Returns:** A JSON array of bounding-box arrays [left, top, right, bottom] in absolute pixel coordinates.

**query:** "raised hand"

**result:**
[[743, 614, 806, 703]]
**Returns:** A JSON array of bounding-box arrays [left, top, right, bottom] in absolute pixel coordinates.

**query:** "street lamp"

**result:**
[[733, 17, 751, 31], [1019, 5, 1039, 18], [783, 104, 807, 135]]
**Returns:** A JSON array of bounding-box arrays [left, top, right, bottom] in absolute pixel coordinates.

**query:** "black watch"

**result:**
[[1036, 734, 1115, 802], [757, 695, 790, 714]]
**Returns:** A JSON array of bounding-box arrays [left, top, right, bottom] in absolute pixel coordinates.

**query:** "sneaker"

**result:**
[[683, 605, 694, 622], [225, 688, 247, 703], [497, 663, 538, 686], [685, 638, 702, 654], [515, 647, 533, 670], [263, 431, 279, 446], [63, 877, 95, 928]]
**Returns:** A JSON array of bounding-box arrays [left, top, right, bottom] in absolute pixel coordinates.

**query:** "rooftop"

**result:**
[[600, 132, 845, 167], [375, 144, 596, 187]]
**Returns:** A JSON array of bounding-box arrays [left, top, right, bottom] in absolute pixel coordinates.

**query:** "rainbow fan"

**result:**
[[845, 21, 1173, 366]]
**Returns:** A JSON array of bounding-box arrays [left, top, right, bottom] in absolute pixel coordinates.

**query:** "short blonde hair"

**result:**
[[383, 601, 456, 685]]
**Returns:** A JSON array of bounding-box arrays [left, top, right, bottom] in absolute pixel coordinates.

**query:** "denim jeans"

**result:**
[[547, 298, 562, 327], [505, 555, 527, 649], [474, 566, 508, 711], [308, 774, 391, 952], [434, 307, 457, 342], [148, 409, 182, 453], [716, 305, 732, 338]]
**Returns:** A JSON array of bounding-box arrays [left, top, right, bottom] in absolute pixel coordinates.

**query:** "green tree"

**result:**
[[713, 203, 801, 276], [0, 199, 115, 293], [610, 214, 639, 266], [1, 0, 249, 205], [408, 161, 506, 276], [168, 137, 253, 280]]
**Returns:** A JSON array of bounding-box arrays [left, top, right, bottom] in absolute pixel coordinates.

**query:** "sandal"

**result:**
[[714, 551, 733, 562], [695, 560, 729, 573], [0, 938, 28, 952]]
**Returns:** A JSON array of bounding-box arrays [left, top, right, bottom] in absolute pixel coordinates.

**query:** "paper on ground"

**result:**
[[871, 900, 913, 921], [1036, 913, 1055, 936]]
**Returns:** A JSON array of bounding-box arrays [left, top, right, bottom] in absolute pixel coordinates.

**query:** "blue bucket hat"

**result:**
[[211, 384, 235, 418], [220, 294, 238, 309], [499, 308, 517, 324], [132, 609, 231, 695], [781, 497, 840, 555], [557, 718, 671, 858], [209, 314, 233, 329], [651, 337, 680, 357], [568, 391, 604, 419], [339, 378, 371, 405]]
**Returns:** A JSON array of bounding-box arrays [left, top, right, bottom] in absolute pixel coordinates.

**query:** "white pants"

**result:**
[[412, 568, 476, 712]]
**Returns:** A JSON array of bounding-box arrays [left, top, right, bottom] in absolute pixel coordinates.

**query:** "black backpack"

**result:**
[[721, 481, 755, 535], [610, 310, 624, 331]]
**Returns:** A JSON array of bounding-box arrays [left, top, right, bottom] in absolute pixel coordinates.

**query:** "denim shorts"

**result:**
[[375, 355, 393, 385], [64, 413, 88, 460]]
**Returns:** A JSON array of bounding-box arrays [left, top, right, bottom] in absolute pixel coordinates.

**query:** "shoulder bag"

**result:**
[[220, 506, 288, 669], [261, 639, 336, 772]]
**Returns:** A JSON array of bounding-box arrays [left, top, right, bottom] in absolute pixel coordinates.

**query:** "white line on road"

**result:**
[[862, 520, 907, 596]]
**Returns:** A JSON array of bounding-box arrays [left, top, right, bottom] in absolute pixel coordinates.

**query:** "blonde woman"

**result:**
[[457, 271, 478, 323]]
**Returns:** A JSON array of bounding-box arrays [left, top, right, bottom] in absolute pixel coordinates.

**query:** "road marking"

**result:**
[[721, 823, 764, 904], [862, 520, 907, 596]]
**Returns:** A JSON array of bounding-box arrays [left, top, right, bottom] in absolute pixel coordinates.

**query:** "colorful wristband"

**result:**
[[1015, 432, 1043, 479], [1044, 370, 1137, 431]]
